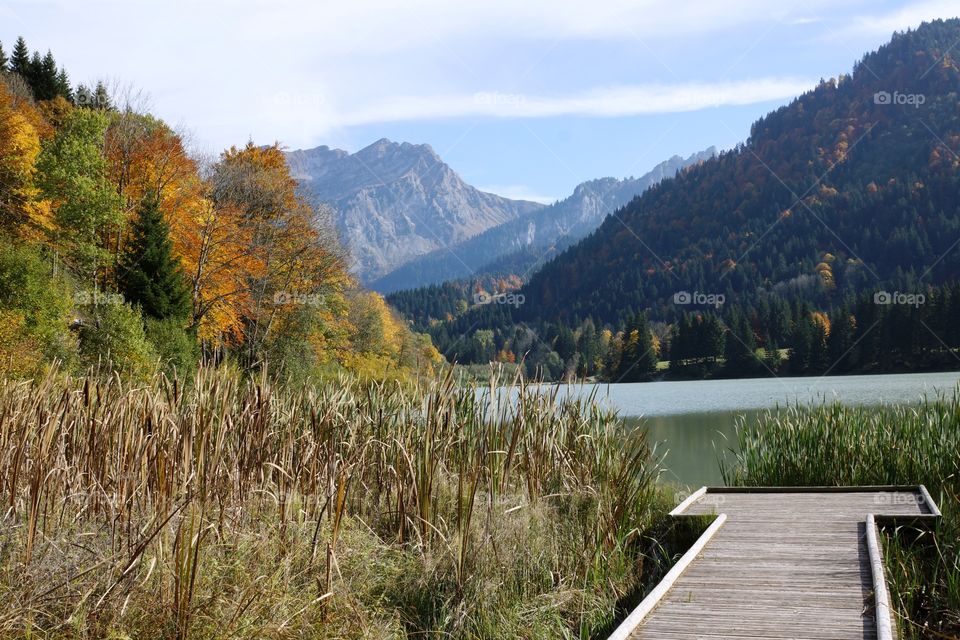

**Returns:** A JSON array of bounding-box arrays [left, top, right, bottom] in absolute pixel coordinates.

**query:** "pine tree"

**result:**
[[55, 68, 72, 100], [74, 83, 92, 108], [33, 51, 59, 100], [26, 51, 42, 97], [10, 37, 29, 77], [618, 313, 657, 381], [0, 42, 8, 72], [118, 194, 192, 321], [93, 81, 112, 110], [827, 308, 855, 372], [724, 307, 759, 376]]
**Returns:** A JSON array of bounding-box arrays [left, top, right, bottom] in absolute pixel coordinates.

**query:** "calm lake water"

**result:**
[[523, 372, 960, 488]]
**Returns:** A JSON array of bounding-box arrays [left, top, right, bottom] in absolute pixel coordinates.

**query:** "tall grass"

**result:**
[[0, 366, 666, 639], [725, 390, 960, 639]]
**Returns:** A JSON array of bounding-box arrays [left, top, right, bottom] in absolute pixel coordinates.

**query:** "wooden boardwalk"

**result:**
[[611, 487, 941, 640]]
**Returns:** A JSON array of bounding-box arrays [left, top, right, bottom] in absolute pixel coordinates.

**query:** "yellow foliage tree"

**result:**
[[0, 81, 53, 239]]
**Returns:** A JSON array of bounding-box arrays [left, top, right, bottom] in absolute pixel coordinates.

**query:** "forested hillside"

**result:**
[[411, 20, 960, 381], [524, 19, 960, 325], [0, 37, 440, 383]]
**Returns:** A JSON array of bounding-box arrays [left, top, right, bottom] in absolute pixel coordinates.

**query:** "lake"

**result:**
[[533, 371, 960, 488]]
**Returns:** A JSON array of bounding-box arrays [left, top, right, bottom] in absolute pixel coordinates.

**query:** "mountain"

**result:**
[[286, 139, 544, 282], [370, 149, 715, 293], [506, 19, 960, 328]]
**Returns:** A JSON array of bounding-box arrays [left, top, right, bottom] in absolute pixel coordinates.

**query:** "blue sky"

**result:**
[[2, 0, 958, 202]]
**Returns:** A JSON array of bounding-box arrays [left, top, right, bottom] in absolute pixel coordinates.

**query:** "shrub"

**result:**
[[144, 317, 198, 378], [78, 300, 156, 378], [0, 239, 76, 375]]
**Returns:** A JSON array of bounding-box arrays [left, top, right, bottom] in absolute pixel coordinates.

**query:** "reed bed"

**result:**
[[0, 367, 667, 639], [726, 391, 960, 639]]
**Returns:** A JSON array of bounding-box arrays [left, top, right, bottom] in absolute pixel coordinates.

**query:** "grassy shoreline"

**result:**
[[0, 368, 674, 639], [2, 369, 956, 638]]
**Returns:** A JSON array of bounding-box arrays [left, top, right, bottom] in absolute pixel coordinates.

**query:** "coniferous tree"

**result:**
[[117, 194, 192, 321], [93, 81, 112, 110], [55, 68, 72, 100], [34, 51, 59, 100], [10, 37, 29, 77], [790, 317, 813, 374], [618, 313, 657, 381], [74, 83, 92, 108], [26, 51, 42, 95], [0, 42, 8, 72], [724, 307, 759, 376], [827, 308, 855, 373]]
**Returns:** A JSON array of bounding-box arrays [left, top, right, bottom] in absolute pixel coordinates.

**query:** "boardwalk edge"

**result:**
[[607, 513, 727, 640], [866, 513, 895, 640], [669, 486, 706, 516]]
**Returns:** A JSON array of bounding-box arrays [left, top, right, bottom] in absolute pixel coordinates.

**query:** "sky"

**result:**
[[2, 0, 958, 203]]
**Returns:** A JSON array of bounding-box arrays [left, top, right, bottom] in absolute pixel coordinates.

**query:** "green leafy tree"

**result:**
[[36, 108, 122, 281], [118, 193, 191, 321], [0, 239, 77, 373]]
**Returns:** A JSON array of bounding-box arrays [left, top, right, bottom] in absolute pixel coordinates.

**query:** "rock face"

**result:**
[[286, 139, 544, 283], [370, 147, 718, 293]]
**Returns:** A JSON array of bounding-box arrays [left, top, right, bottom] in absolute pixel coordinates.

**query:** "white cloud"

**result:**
[[477, 185, 559, 204], [842, 0, 959, 36], [0, 0, 843, 152], [328, 78, 815, 129]]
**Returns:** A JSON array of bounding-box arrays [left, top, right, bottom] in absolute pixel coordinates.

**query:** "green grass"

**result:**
[[724, 392, 960, 638], [0, 367, 671, 639]]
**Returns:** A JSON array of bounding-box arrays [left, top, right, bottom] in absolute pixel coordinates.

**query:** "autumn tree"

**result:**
[[0, 80, 52, 238], [208, 142, 348, 365]]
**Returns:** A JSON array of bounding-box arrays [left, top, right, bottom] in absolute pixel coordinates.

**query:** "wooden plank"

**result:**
[[614, 488, 942, 640], [608, 513, 726, 640]]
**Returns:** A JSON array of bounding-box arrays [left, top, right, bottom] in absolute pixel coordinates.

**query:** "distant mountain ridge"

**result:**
[[286, 139, 544, 282], [371, 148, 716, 293]]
